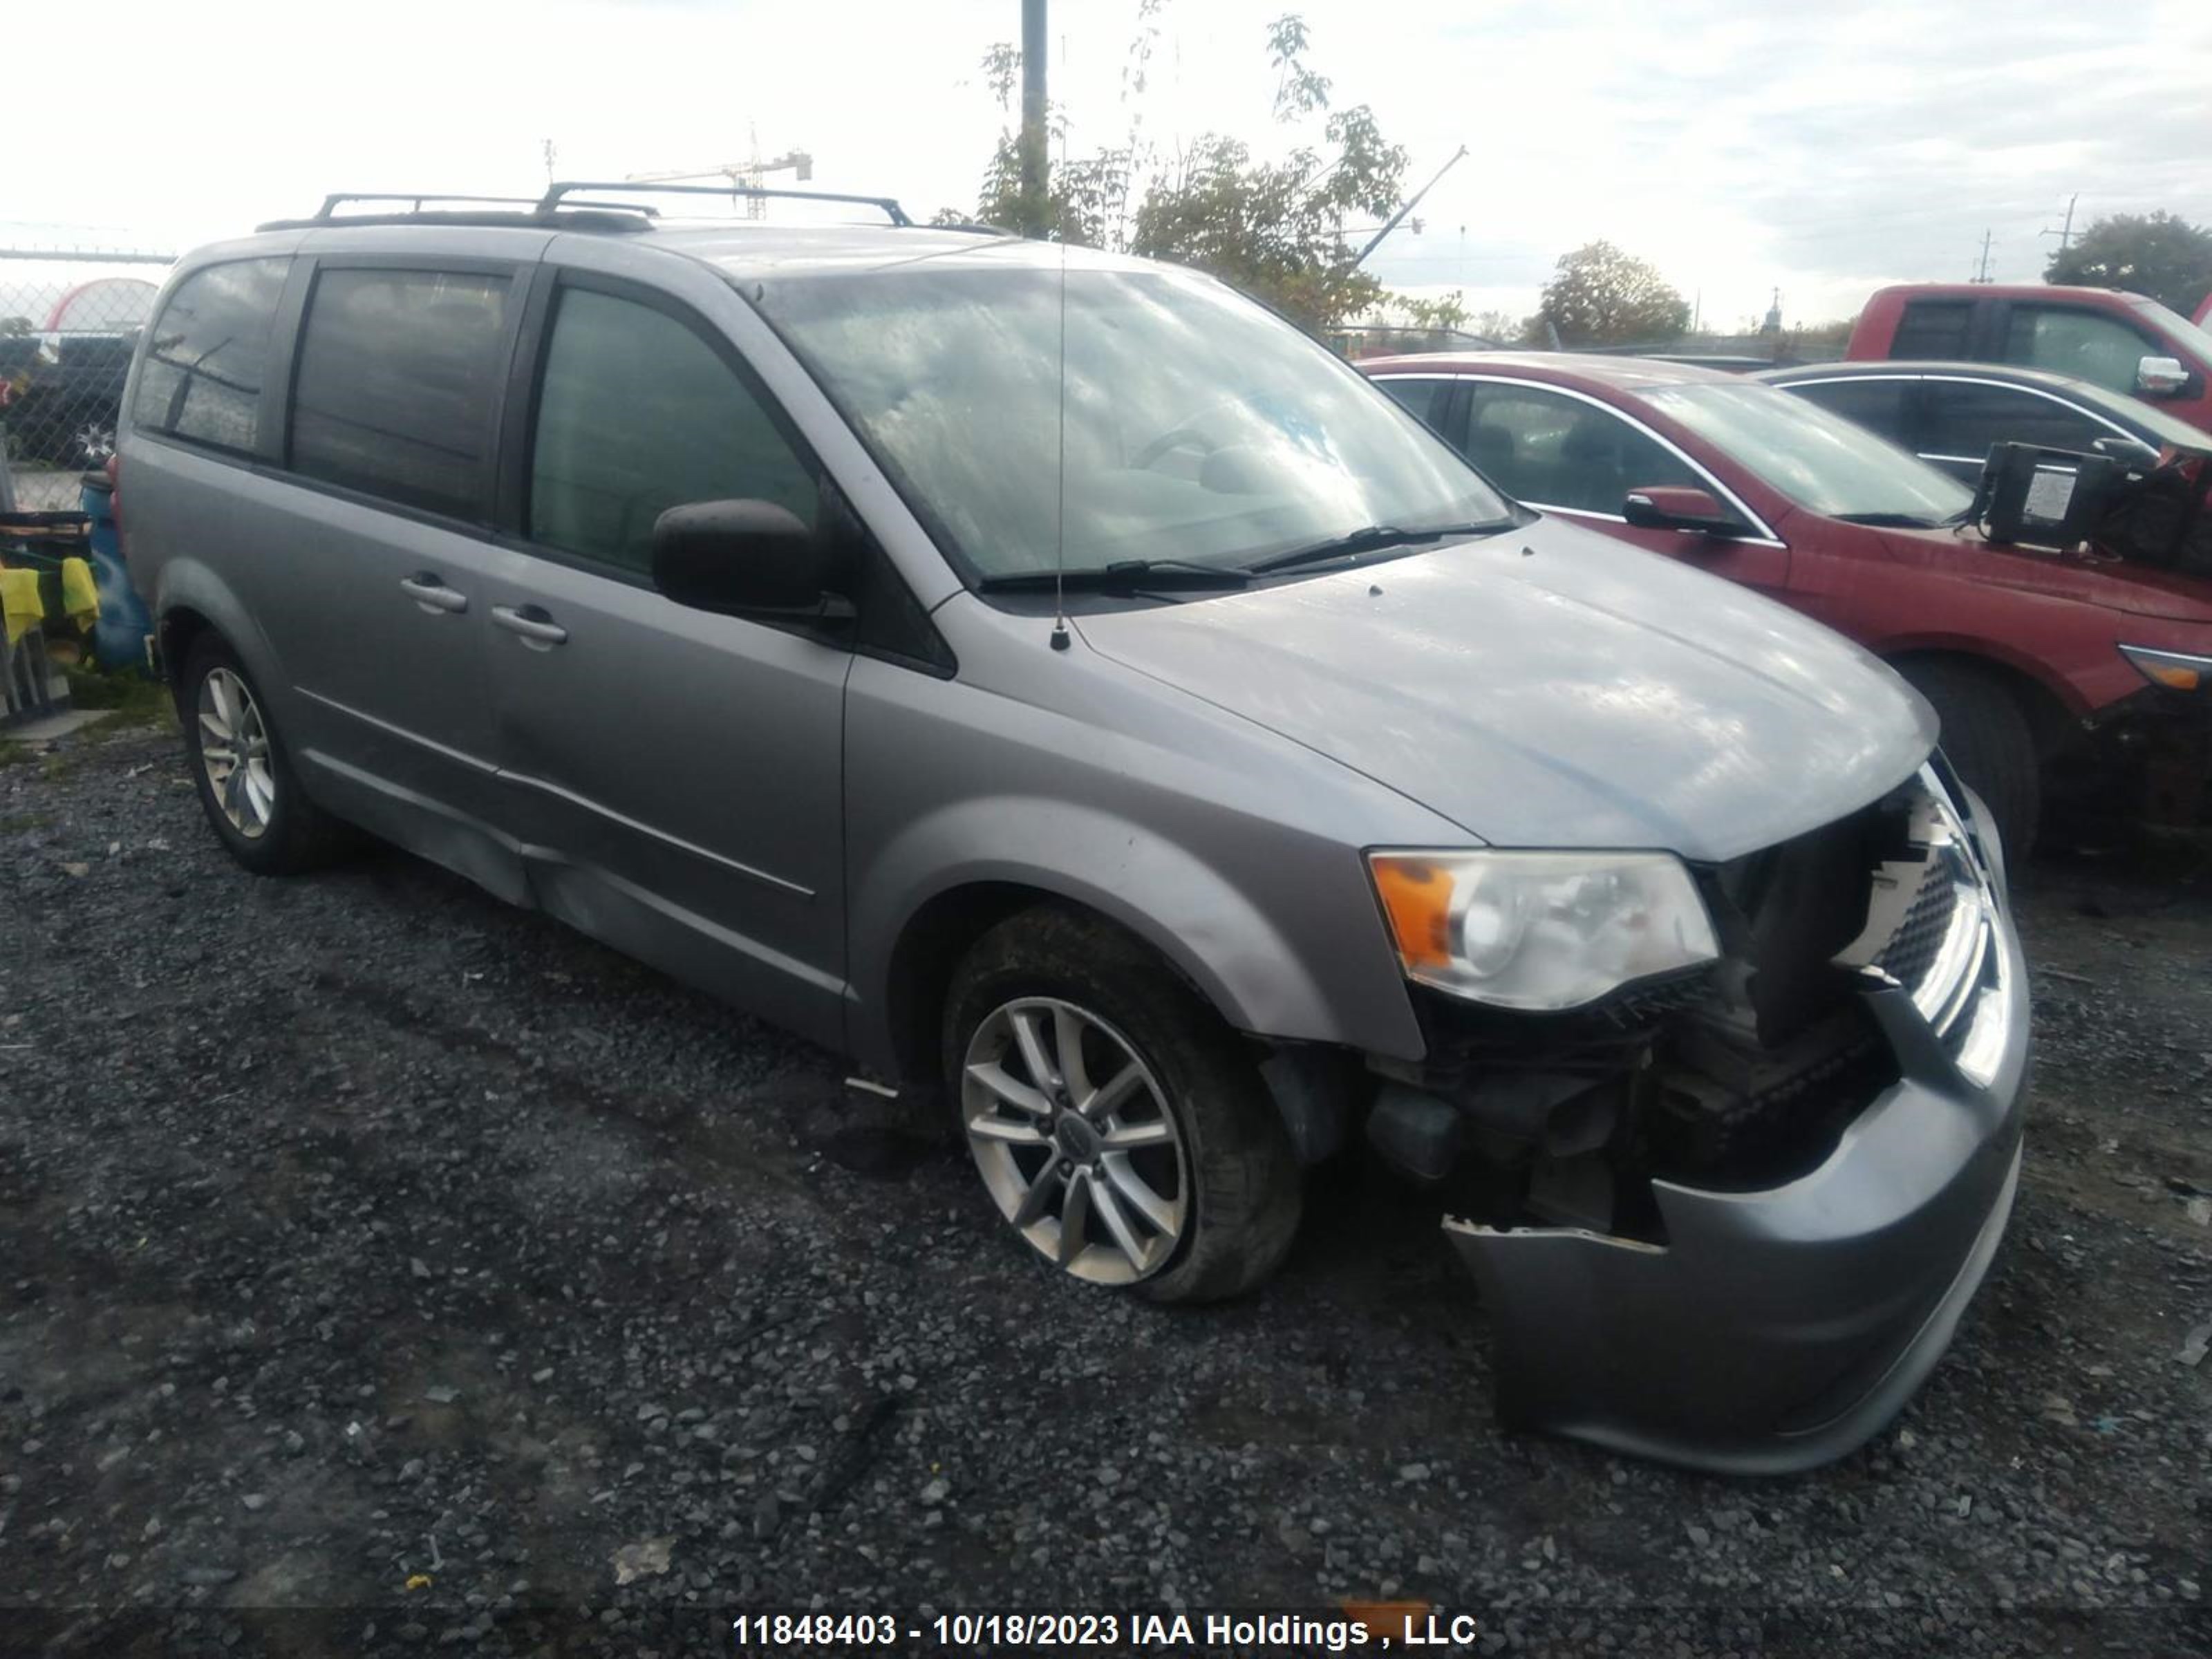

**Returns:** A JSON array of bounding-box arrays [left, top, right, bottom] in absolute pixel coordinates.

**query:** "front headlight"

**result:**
[[1367, 849, 1719, 1011]]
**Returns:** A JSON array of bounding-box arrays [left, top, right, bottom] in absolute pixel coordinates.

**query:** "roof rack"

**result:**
[[255, 191, 660, 234], [313, 192, 550, 218], [536, 180, 912, 227], [255, 183, 924, 237]]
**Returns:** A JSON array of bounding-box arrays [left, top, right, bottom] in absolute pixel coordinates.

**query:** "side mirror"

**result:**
[[2091, 433, 2161, 469], [650, 499, 850, 621], [1622, 484, 1747, 537], [2135, 355, 2189, 397]]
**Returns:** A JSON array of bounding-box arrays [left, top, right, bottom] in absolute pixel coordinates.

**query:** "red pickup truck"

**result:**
[[1847, 283, 2212, 435]]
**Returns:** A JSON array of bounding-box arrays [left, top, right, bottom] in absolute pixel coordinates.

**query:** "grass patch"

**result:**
[[64, 665, 173, 728]]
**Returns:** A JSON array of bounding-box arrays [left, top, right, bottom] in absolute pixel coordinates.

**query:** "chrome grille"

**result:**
[[1836, 770, 1996, 1044], [1873, 849, 1962, 990]]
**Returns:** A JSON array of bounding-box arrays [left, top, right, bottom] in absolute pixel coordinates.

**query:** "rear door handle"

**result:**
[[399, 573, 468, 615], [491, 604, 569, 648]]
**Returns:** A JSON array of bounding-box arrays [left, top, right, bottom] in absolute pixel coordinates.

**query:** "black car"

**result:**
[[0, 332, 138, 468], [1759, 359, 2212, 484]]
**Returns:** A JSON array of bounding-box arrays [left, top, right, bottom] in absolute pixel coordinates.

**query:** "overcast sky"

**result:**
[[8, 0, 2209, 328]]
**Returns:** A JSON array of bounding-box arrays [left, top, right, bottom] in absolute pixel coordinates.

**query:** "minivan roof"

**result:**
[[640, 223, 1160, 281], [227, 212, 1163, 284]]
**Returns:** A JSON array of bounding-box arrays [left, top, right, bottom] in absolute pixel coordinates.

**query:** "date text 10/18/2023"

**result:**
[[730, 1611, 1486, 1651]]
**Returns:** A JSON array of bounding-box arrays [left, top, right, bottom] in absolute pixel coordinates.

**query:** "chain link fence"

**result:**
[[1, 245, 174, 511]]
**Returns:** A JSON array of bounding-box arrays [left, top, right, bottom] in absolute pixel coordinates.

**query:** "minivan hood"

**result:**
[[1075, 521, 1933, 864]]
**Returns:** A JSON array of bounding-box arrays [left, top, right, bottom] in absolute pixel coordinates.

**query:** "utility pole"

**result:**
[[1019, 0, 1049, 238], [1971, 229, 1994, 283], [1352, 145, 1467, 268], [2040, 193, 2079, 256]]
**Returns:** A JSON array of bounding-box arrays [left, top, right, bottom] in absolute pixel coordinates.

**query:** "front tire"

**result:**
[[179, 634, 349, 875], [1897, 660, 2041, 864], [941, 908, 1302, 1304]]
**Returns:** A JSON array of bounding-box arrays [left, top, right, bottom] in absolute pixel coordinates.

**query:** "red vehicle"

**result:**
[[1846, 283, 2212, 435], [1359, 353, 2212, 854]]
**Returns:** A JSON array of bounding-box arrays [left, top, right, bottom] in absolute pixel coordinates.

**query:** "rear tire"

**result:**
[[179, 634, 350, 875], [1897, 659, 2041, 863], [941, 907, 1302, 1304]]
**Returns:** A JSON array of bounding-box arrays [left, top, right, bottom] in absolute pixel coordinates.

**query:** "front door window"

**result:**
[[1922, 381, 2111, 464], [528, 286, 818, 574], [2000, 307, 2150, 395]]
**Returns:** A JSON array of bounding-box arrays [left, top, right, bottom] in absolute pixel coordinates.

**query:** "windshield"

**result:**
[[2128, 297, 2212, 370], [1640, 381, 1974, 524], [751, 263, 1510, 580]]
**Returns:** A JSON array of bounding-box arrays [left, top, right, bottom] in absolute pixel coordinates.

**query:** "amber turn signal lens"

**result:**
[[1370, 856, 1452, 969], [2120, 644, 2211, 693]]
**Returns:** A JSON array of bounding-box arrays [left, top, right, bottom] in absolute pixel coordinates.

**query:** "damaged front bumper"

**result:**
[[1446, 788, 2031, 1477]]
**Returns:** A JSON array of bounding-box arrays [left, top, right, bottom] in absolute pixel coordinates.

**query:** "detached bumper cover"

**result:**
[[1447, 901, 2030, 1477]]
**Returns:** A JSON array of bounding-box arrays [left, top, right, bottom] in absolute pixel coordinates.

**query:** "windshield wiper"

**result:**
[[976, 559, 1253, 592], [1247, 520, 1510, 574]]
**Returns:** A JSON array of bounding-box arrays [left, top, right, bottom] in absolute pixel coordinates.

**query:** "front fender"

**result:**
[[847, 794, 1409, 1078]]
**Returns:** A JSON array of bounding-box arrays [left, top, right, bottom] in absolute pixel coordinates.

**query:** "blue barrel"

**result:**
[[79, 473, 152, 672]]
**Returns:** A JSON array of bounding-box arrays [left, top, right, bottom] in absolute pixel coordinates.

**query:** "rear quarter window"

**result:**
[[132, 257, 292, 453], [1789, 377, 1913, 442], [1891, 301, 1971, 358]]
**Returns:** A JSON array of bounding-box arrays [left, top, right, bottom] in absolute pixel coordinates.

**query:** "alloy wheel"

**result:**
[[196, 667, 276, 839], [960, 997, 1189, 1285]]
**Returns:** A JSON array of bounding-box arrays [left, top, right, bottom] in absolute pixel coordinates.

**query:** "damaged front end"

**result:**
[[1369, 765, 2028, 1474]]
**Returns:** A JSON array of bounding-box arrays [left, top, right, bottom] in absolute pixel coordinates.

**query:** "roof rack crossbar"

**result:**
[[315, 192, 566, 219], [536, 180, 912, 227]]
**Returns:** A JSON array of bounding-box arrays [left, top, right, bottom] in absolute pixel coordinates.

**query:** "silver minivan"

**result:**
[[118, 187, 2030, 1473]]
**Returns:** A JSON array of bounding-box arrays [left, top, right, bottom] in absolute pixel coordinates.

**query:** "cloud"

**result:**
[[6, 0, 2206, 330]]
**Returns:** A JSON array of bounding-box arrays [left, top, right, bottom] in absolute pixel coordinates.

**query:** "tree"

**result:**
[[964, 13, 1416, 335], [1337, 291, 1475, 358], [1533, 241, 1691, 346], [2045, 211, 2212, 315], [1470, 307, 1534, 346]]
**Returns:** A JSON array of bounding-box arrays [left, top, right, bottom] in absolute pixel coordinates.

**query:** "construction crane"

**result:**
[[627, 132, 814, 220]]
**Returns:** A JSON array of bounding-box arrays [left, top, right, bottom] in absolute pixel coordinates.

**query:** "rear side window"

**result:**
[[133, 258, 290, 453], [1788, 378, 1912, 444], [1463, 383, 1700, 514], [1922, 381, 2110, 460], [289, 268, 512, 519], [527, 285, 817, 574], [1891, 301, 1971, 358]]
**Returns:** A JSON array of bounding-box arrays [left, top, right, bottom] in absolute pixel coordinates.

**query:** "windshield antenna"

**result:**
[[1046, 11, 1071, 653], [1049, 202, 1071, 650]]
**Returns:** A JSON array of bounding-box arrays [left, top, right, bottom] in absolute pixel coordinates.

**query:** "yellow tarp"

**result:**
[[1, 566, 40, 645], [59, 556, 98, 630]]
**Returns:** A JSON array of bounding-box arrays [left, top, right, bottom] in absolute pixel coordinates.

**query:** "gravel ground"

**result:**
[[2, 719, 2208, 1658]]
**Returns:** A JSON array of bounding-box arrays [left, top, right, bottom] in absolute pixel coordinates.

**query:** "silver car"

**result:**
[[116, 187, 2030, 1473]]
